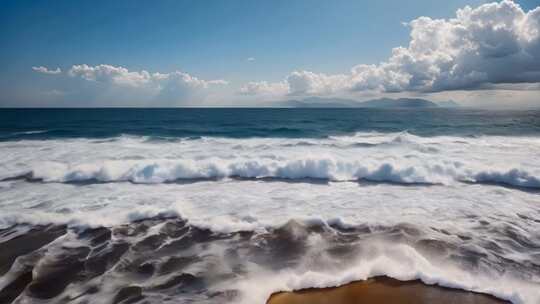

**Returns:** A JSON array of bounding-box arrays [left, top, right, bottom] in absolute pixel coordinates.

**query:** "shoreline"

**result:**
[[0, 218, 533, 303], [267, 276, 508, 304]]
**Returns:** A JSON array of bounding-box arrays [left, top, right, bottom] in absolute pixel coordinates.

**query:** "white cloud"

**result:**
[[239, 80, 288, 96], [286, 71, 350, 95], [32, 66, 61, 75], [68, 64, 227, 89], [63, 64, 228, 106], [239, 71, 350, 96], [31, 63, 229, 106], [68, 64, 152, 87], [241, 0, 540, 97], [246, 57, 256, 62]]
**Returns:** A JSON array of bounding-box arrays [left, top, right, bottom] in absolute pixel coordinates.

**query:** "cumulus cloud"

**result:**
[[68, 64, 227, 89], [239, 81, 288, 96], [242, 0, 540, 97], [32, 66, 61, 75], [286, 71, 350, 95], [239, 71, 351, 96], [65, 64, 228, 105], [31, 63, 228, 105]]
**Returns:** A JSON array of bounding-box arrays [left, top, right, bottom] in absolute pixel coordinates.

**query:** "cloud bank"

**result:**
[[30, 64, 229, 106], [68, 64, 227, 90], [241, 0, 540, 97], [239, 80, 289, 96]]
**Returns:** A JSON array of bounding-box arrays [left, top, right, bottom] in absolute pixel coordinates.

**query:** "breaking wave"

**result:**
[[9, 158, 539, 189], [1, 131, 539, 189]]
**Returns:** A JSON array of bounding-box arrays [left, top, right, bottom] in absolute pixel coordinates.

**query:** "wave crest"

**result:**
[[20, 158, 540, 189]]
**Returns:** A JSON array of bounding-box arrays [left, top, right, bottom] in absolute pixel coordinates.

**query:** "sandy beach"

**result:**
[[268, 276, 507, 304]]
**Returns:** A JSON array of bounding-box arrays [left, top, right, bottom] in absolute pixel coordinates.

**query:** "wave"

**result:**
[[7, 158, 536, 189], [12, 130, 49, 135], [1, 132, 539, 190]]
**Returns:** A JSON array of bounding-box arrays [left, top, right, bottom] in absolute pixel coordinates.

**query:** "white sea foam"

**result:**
[[0, 132, 539, 303], [233, 241, 537, 304], [19, 158, 538, 188], [1, 132, 539, 188], [0, 179, 539, 303]]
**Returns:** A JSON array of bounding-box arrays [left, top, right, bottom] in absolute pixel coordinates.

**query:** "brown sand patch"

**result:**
[[267, 276, 508, 304]]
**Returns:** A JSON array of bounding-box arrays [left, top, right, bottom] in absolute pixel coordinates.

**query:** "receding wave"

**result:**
[[0, 215, 537, 304]]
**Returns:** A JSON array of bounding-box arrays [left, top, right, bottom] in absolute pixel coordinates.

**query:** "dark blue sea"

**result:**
[[1, 108, 540, 140]]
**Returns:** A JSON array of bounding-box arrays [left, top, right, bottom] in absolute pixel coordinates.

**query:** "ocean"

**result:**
[[0, 108, 539, 303]]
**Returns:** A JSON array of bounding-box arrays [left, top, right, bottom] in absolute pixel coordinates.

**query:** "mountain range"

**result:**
[[273, 97, 460, 108]]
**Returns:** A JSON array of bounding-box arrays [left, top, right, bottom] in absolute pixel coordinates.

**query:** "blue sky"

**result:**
[[1, 0, 539, 107]]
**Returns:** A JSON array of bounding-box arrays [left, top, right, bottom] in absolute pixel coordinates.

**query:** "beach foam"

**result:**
[[1, 133, 539, 188], [0, 132, 539, 303]]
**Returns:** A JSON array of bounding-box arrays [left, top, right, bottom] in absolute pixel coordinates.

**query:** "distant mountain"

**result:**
[[276, 97, 441, 108], [437, 100, 461, 107], [358, 98, 438, 108], [277, 97, 360, 108]]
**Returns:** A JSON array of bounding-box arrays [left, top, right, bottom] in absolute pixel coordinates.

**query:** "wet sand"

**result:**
[[267, 276, 508, 304]]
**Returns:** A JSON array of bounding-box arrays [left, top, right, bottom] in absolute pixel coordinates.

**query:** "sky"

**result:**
[[0, 0, 539, 107]]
